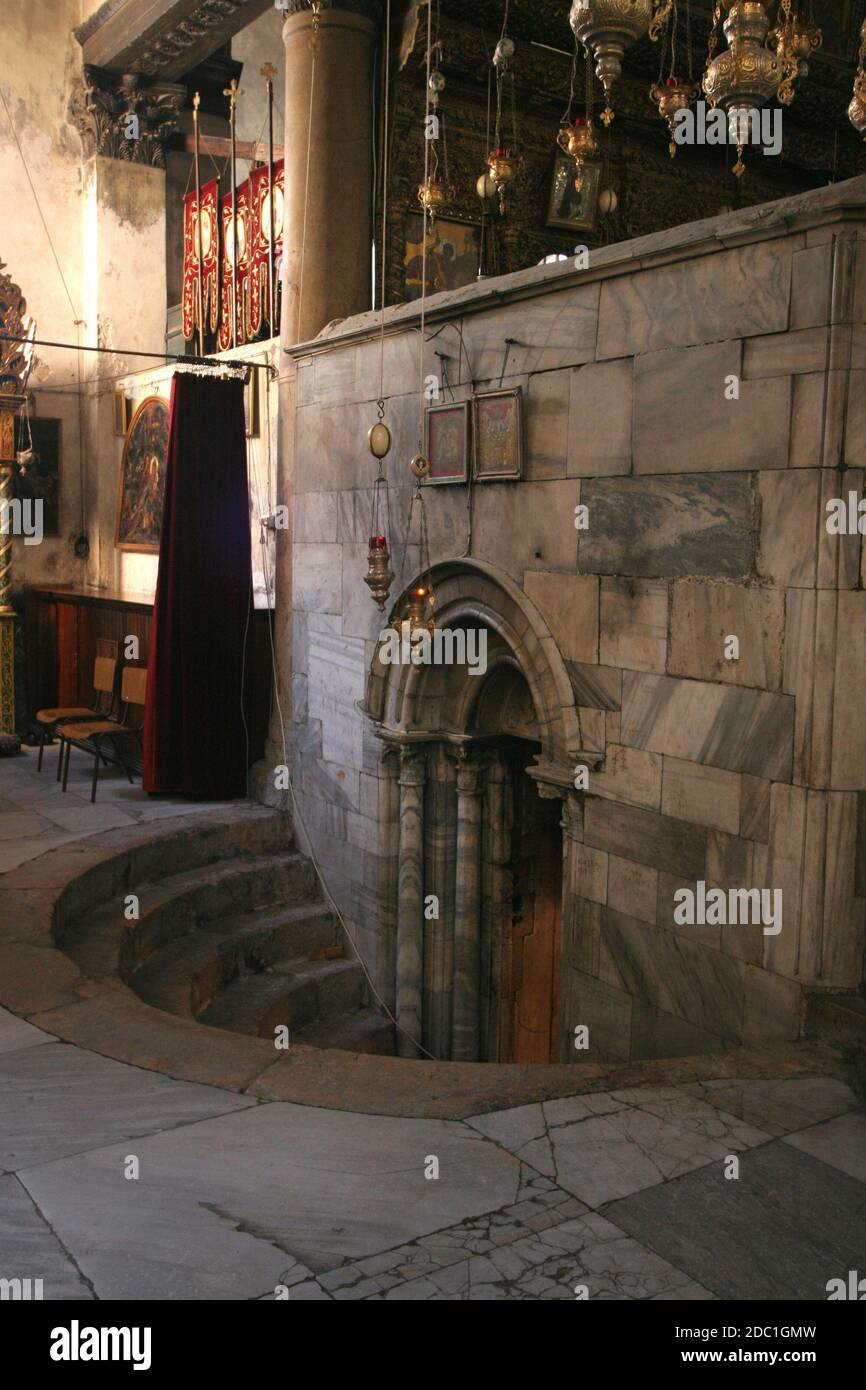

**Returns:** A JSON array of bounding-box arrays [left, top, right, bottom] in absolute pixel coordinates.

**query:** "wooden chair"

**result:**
[[60, 666, 148, 803], [36, 651, 118, 775]]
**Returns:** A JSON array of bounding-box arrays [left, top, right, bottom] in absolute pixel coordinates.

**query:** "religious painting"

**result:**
[[424, 401, 470, 484], [473, 388, 524, 482], [404, 214, 481, 300], [547, 154, 601, 232], [115, 395, 169, 553], [14, 416, 60, 536]]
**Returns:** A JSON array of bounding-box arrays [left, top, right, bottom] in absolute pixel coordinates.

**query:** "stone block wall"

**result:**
[[276, 176, 866, 1063]]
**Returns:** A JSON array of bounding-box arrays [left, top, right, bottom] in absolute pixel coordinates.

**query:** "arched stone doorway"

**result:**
[[362, 559, 599, 1062]]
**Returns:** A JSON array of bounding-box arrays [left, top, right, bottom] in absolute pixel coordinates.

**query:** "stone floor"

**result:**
[[1, 747, 865, 1301], [1, 1002, 864, 1300], [0, 744, 238, 873]]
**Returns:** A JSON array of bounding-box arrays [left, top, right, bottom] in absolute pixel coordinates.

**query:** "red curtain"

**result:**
[[143, 372, 251, 799]]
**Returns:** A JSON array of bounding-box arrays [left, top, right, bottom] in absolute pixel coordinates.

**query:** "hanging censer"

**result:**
[[648, 1, 697, 159], [557, 36, 598, 194], [364, 402, 396, 611], [486, 32, 522, 216], [417, 56, 455, 222]]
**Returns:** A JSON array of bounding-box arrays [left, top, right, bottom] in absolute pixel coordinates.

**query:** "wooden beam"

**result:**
[[182, 133, 284, 163], [76, 0, 273, 83]]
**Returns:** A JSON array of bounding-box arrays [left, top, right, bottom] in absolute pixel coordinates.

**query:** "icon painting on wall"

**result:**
[[115, 395, 169, 554]]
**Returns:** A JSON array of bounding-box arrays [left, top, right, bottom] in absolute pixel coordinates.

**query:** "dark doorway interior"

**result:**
[[498, 742, 562, 1063]]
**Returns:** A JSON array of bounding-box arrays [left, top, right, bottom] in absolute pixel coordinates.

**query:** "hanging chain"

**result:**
[[707, 2, 722, 67]]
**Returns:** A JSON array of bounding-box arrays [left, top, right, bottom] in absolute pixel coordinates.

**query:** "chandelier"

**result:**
[[702, 2, 821, 176], [570, 0, 662, 124]]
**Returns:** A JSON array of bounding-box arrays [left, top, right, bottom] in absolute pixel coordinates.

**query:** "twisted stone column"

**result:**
[[452, 755, 484, 1061], [396, 746, 426, 1056]]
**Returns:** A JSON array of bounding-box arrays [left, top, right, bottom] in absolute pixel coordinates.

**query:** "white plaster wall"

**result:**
[[233, 9, 286, 155], [3, 0, 88, 587]]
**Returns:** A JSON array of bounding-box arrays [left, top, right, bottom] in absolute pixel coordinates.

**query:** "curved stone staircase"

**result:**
[[58, 809, 395, 1056]]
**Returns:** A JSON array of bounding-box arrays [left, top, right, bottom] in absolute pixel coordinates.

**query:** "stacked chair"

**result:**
[[35, 640, 118, 774], [59, 665, 148, 803]]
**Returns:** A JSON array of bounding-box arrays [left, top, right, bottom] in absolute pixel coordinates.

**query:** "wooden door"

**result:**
[[502, 768, 562, 1063]]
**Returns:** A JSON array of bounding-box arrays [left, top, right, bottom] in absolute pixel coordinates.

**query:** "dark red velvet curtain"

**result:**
[[143, 371, 251, 799]]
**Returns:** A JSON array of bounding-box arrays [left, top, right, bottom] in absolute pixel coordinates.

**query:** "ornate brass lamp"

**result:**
[[364, 533, 396, 612], [557, 116, 599, 190], [772, 5, 821, 104], [486, 147, 519, 214], [0, 261, 36, 732], [569, 0, 656, 124], [651, 76, 697, 157], [702, 1, 785, 176], [850, 20, 866, 139]]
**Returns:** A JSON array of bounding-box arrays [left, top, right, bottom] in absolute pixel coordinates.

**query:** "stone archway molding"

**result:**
[[363, 556, 597, 781]]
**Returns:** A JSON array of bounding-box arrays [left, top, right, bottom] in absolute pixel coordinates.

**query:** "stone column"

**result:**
[[280, 1, 379, 346], [480, 752, 510, 1061], [451, 755, 484, 1061], [559, 792, 585, 1064], [396, 745, 426, 1056]]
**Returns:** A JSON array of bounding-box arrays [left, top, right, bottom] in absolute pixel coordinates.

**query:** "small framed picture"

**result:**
[[424, 400, 470, 484], [547, 153, 601, 232], [113, 390, 131, 437], [245, 369, 259, 438], [473, 388, 524, 482]]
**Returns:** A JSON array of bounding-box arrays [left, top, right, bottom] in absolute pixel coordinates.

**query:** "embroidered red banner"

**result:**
[[217, 181, 253, 351], [247, 158, 284, 338], [181, 178, 219, 343]]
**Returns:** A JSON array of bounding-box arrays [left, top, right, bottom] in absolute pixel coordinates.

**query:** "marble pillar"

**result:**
[[451, 755, 484, 1061], [559, 793, 585, 1063], [280, 1, 379, 346], [480, 752, 510, 1062], [396, 745, 426, 1056]]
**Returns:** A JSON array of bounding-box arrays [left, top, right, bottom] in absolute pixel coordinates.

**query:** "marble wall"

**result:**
[[273, 175, 866, 1064]]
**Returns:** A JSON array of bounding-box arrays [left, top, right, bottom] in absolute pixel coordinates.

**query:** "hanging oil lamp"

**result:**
[[486, 25, 522, 214], [570, 0, 655, 125], [364, 402, 395, 612], [557, 37, 598, 193], [772, 4, 821, 106], [650, 75, 696, 157], [850, 19, 866, 139], [418, 61, 454, 221], [557, 117, 599, 191], [703, 1, 784, 178], [405, 581, 435, 636]]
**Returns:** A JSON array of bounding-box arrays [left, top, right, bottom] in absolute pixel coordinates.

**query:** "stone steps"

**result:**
[[62, 852, 318, 980], [199, 955, 369, 1038], [294, 1008, 395, 1055], [52, 808, 394, 1056], [132, 902, 340, 1019]]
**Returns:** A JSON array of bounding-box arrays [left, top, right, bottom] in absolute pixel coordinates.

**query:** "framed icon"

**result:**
[[473, 387, 524, 482], [547, 153, 601, 232], [424, 400, 470, 484]]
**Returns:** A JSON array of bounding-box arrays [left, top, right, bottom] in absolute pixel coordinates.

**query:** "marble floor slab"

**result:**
[[0, 1043, 255, 1173], [466, 1088, 771, 1208], [600, 1140, 866, 1301], [19, 1102, 521, 1299], [681, 1076, 859, 1137], [0, 1006, 54, 1055], [784, 1111, 866, 1185], [0, 746, 243, 870], [0, 1173, 93, 1300]]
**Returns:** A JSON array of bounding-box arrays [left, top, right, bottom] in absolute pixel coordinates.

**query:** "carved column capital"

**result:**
[[561, 794, 584, 843], [70, 66, 184, 169], [398, 743, 427, 787]]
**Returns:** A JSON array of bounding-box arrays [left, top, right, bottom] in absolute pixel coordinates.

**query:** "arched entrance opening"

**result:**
[[363, 560, 593, 1064]]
